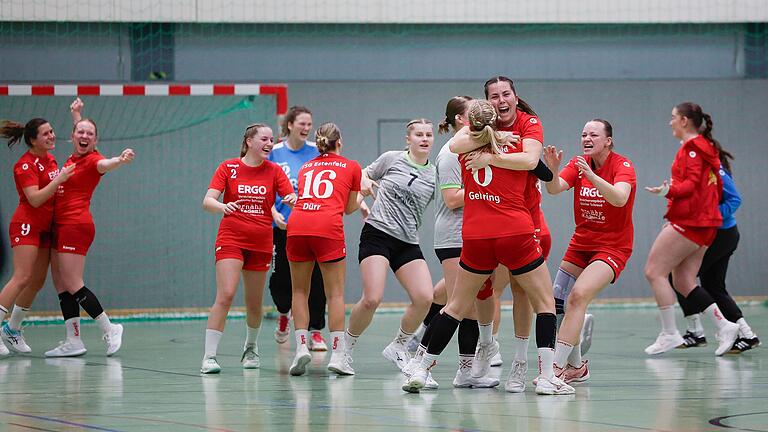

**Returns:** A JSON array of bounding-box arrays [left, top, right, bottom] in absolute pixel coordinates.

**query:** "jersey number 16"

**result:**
[[300, 169, 336, 199]]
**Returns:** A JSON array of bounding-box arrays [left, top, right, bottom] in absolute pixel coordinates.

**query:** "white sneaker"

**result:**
[[645, 332, 685, 355], [402, 365, 428, 393], [308, 331, 328, 352], [45, 339, 87, 358], [241, 343, 260, 369], [289, 347, 312, 376], [580, 314, 595, 355], [505, 360, 527, 393], [201, 357, 221, 374], [402, 356, 420, 377], [2, 324, 31, 353], [104, 323, 124, 356], [382, 342, 411, 372], [715, 321, 740, 356], [535, 374, 575, 395], [274, 313, 290, 344], [472, 339, 500, 378], [490, 351, 503, 367], [453, 368, 499, 388], [327, 352, 355, 376], [0, 339, 9, 356], [424, 372, 439, 390]]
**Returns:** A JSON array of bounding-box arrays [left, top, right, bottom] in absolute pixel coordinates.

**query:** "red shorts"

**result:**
[[562, 247, 630, 283], [537, 232, 552, 260], [54, 223, 96, 255], [670, 223, 717, 247], [9, 221, 52, 248], [215, 245, 271, 271], [287, 235, 346, 263], [461, 233, 543, 276]]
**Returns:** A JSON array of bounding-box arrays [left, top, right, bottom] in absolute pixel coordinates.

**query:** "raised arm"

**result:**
[[542, 145, 570, 195], [97, 148, 135, 174]]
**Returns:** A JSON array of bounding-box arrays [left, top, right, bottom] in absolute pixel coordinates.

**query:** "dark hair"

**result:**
[[590, 118, 614, 149], [483, 76, 537, 117], [0, 118, 49, 148], [438, 96, 472, 134], [241, 123, 270, 157], [281, 105, 312, 137], [315, 122, 341, 154], [73, 118, 99, 137], [675, 102, 733, 172]]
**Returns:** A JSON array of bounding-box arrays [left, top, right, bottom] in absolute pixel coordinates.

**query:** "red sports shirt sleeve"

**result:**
[[667, 149, 702, 199], [14, 161, 39, 189], [208, 163, 228, 192], [351, 163, 362, 192], [519, 116, 544, 142], [559, 158, 579, 188], [614, 160, 637, 187]]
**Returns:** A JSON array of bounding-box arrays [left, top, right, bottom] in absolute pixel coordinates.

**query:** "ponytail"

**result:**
[[315, 122, 341, 154], [1, 118, 49, 148], [701, 112, 733, 173]]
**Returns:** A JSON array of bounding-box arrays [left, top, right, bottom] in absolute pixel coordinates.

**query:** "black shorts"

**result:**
[[358, 223, 424, 272], [435, 247, 462, 264]]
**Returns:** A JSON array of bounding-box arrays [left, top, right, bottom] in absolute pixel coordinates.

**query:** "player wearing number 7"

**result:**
[[286, 123, 363, 376]]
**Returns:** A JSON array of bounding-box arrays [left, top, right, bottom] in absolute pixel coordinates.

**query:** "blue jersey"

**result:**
[[718, 166, 741, 230], [269, 140, 319, 224]]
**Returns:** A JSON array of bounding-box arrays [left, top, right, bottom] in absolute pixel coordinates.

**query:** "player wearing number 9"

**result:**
[[286, 123, 362, 376]]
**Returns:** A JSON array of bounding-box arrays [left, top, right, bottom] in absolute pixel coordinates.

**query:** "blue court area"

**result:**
[[1, 307, 766, 432]]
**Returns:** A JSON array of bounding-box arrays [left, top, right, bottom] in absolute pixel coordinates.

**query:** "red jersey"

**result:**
[[287, 153, 362, 240], [54, 151, 105, 225], [461, 143, 533, 240], [209, 158, 293, 253], [559, 151, 636, 252], [665, 135, 722, 228], [11, 151, 58, 228]]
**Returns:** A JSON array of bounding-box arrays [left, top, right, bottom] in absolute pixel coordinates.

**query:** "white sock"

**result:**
[[737, 318, 756, 339], [478, 322, 494, 345], [458, 354, 473, 372], [295, 329, 310, 350], [413, 323, 427, 342], [393, 327, 412, 347], [0, 305, 8, 324], [567, 343, 582, 367], [8, 305, 28, 330], [204, 329, 223, 359], [329, 331, 345, 353], [95, 312, 112, 334], [245, 325, 260, 346], [344, 330, 359, 353], [554, 340, 573, 369], [538, 347, 555, 378], [420, 353, 438, 370], [659, 306, 678, 334], [512, 335, 529, 362], [703, 304, 732, 331], [65, 317, 82, 340], [685, 313, 704, 336]]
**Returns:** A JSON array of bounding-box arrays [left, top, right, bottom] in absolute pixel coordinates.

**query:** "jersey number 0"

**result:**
[[472, 166, 493, 187]]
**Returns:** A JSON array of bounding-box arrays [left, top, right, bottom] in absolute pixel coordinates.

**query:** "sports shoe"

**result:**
[[505, 360, 527, 393], [308, 331, 328, 351], [327, 352, 355, 375], [490, 351, 503, 367], [402, 365, 428, 393], [580, 314, 595, 355], [45, 339, 87, 358], [241, 343, 260, 369], [274, 313, 290, 344], [1, 324, 31, 353], [645, 332, 685, 355], [730, 337, 761, 353], [289, 347, 312, 376], [104, 323, 124, 356], [382, 342, 411, 372], [677, 330, 707, 348], [555, 360, 590, 384], [406, 335, 421, 355], [453, 368, 499, 388], [201, 357, 221, 374], [424, 372, 440, 390], [0, 339, 9, 356], [472, 339, 500, 378], [535, 374, 575, 395], [714, 321, 740, 356]]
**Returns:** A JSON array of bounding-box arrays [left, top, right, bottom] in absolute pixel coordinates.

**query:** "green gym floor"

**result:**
[[1, 307, 766, 432]]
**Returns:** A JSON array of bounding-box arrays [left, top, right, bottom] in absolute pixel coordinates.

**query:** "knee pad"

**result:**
[[553, 268, 577, 302]]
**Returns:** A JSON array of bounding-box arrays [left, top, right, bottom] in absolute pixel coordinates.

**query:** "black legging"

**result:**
[[268, 227, 327, 330], [675, 225, 742, 322]]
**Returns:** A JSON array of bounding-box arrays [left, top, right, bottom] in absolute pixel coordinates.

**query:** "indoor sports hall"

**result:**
[[1, 2, 767, 431]]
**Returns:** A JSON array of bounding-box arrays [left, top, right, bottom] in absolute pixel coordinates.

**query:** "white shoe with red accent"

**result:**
[[308, 331, 328, 351], [535, 374, 575, 395], [555, 360, 590, 384], [274, 313, 291, 344]]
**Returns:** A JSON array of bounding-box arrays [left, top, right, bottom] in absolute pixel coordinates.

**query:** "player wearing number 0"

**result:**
[[0, 119, 73, 356], [543, 119, 636, 383], [403, 100, 574, 395], [344, 119, 437, 375], [643, 102, 740, 356], [286, 123, 362, 376], [200, 123, 296, 374]]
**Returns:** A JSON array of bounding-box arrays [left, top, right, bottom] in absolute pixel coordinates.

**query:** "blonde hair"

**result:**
[[467, 99, 507, 154], [438, 96, 472, 134], [241, 123, 269, 157], [315, 122, 341, 154]]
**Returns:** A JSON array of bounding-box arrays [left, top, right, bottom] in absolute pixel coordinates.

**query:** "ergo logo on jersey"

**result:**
[[580, 186, 604, 198], [238, 184, 267, 195]]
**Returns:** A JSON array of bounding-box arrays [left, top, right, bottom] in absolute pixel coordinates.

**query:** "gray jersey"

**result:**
[[434, 142, 463, 249], [365, 151, 436, 244]]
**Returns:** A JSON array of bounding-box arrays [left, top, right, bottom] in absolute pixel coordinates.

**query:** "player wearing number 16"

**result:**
[[286, 123, 362, 376]]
